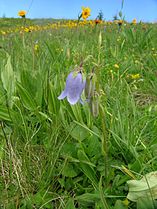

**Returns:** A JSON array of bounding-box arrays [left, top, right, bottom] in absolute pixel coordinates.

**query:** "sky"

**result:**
[[0, 0, 157, 22]]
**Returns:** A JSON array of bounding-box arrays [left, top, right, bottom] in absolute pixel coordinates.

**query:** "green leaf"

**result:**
[[62, 163, 78, 177], [64, 198, 76, 209], [17, 82, 37, 111], [61, 142, 78, 158], [0, 141, 5, 160], [1, 54, 15, 107], [69, 122, 90, 141], [76, 192, 100, 204], [0, 105, 14, 122], [20, 70, 43, 107], [78, 149, 98, 190], [86, 134, 101, 158], [127, 171, 157, 202], [48, 83, 60, 114], [137, 197, 157, 209], [114, 200, 128, 209], [119, 11, 122, 18], [38, 111, 52, 122]]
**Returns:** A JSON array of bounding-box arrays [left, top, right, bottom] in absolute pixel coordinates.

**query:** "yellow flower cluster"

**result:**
[[0, 20, 105, 35], [1, 17, 139, 36]]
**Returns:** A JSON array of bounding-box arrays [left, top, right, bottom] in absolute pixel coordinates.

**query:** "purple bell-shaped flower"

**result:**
[[58, 71, 86, 105]]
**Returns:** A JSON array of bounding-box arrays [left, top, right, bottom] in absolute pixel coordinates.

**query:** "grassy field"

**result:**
[[1, 18, 157, 209]]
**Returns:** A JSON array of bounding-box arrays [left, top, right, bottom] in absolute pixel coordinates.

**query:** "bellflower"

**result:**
[[58, 71, 86, 105]]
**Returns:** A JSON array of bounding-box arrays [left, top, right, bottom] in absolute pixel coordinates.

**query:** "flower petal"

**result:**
[[58, 72, 74, 100], [58, 89, 67, 100], [67, 94, 80, 105], [67, 73, 85, 105], [65, 72, 74, 91]]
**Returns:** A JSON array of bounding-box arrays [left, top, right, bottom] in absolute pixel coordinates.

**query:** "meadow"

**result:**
[[0, 17, 157, 209]]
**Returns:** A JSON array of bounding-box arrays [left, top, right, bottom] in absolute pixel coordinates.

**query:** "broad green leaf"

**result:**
[[76, 192, 100, 204], [48, 83, 60, 114], [137, 197, 157, 209], [17, 82, 37, 111], [86, 134, 101, 158], [127, 171, 157, 202], [69, 122, 90, 141], [0, 105, 13, 122], [1, 54, 15, 107], [61, 142, 78, 158], [20, 70, 43, 107], [62, 163, 78, 177], [78, 149, 98, 190]]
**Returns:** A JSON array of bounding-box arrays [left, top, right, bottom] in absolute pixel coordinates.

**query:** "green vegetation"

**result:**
[[0, 18, 157, 208]]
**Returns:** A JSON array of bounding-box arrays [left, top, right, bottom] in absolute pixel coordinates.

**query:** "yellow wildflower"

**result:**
[[118, 19, 123, 26], [34, 44, 39, 51], [114, 20, 118, 24], [95, 19, 102, 25], [81, 7, 91, 19], [18, 10, 26, 18], [132, 18, 137, 25], [130, 73, 140, 79], [122, 199, 129, 206], [114, 64, 119, 69], [24, 27, 30, 32], [1, 31, 6, 35]]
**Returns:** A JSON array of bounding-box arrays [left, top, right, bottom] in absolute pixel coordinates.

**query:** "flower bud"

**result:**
[[98, 31, 102, 47], [85, 71, 99, 117], [90, 91, 99, 117], [85, 73, 95, 100], [66, 48, 70, 59]]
